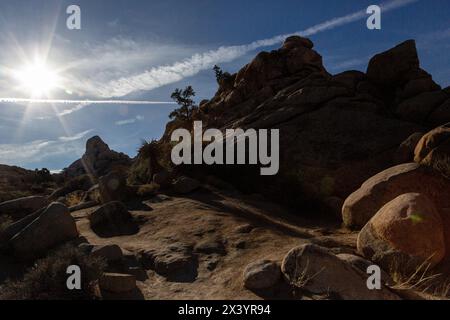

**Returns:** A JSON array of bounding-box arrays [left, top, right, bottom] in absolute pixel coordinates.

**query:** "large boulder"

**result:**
[[0, 208, 43, 246], [98, 172, 130, 203], [0, 196, 48, 220], [281, 244, 399, 300], [342, 163, 450, 229], [243, 259, 281, 290], [89, 201, 138, 237], [414, 123, 450, 178], [367, 40, 419, 87], [357, 193, 446, 272], [9, 203, 79, 260]]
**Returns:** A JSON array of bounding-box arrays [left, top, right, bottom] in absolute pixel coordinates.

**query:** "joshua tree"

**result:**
[[169, 86, 198, 121]]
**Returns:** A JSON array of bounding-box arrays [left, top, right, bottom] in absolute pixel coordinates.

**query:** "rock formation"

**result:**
[[160, 36, 449, 210], [64, 136, 131, 178]]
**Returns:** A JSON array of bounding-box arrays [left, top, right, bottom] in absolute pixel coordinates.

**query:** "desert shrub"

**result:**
[[33, 168, 53, 185], [128, 140, 163, 185], [0, 244, 106, 300], [52, 174, 96, 199], [65, 190, 86, 207]]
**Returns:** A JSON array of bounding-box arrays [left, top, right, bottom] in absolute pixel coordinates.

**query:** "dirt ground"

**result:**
[[73, 186, 358, 300]]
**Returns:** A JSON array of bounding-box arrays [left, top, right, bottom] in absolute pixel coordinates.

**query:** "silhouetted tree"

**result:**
[[213, 65, 232, 85], [213, 65, 224, 83], [169, 86, 198, 121]]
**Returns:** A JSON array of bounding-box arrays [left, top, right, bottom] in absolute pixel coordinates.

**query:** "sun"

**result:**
[[14, 61, 61, 97]]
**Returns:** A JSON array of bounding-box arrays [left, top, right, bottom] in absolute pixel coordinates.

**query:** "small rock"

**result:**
[[99, 273, 136, 293], [206, 257, 220, 271], [243, 260, 281, 290], [91, 244, 123, 262], [234, 224, 254, 234], [194, 239, 226, 255]]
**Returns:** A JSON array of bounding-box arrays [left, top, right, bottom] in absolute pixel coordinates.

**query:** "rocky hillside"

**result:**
[[0, 165, 41, 202], [159, 36, 449, 213]]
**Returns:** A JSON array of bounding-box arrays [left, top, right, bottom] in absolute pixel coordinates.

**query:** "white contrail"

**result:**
[[98, 0, 419, 97], [0, 97, 174, 105]]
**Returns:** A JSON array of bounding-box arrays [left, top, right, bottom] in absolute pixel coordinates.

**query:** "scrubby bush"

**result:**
[[33, 168, 53, 185], [128, 140, 163, 185], [64, 190, 86, 207], [0, 244, 106, 300]]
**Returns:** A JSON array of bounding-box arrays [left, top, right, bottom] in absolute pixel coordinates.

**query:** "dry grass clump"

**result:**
[[390, 256, 450, 299], [0, 244, 106, 300]]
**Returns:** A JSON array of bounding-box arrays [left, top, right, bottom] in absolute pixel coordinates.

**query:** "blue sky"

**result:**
[[0, 0, 449, 170]]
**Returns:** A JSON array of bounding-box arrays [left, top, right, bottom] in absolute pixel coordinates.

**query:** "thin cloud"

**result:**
[[59, 129, 94, 142], [58, 103, 90, 116], [97, 0, 419, 98], [0, 97, 174, 105], [328, 56, 370, 72], [0, 139, 83, 167], [115, 115, 145, 126]]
